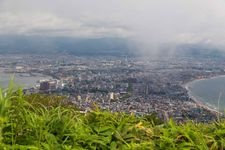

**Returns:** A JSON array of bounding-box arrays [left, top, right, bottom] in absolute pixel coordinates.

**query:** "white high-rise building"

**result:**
[[109, 92, 114, 100]]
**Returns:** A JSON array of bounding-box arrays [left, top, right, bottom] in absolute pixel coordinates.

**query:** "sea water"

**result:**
[[187, 76, 225, 112]]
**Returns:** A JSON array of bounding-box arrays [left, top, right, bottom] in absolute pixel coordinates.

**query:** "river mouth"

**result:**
[[186, 75, 225, 113]]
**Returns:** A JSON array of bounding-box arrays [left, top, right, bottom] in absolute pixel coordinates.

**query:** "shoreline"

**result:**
[[183, 75, 225, 115], [0, 68, 52, 89], [186, 74, 225, 85]]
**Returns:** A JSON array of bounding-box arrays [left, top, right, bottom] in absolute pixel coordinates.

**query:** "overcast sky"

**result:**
[[1, 0, 225, 49]]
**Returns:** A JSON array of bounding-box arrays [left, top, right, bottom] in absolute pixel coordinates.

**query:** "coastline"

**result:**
[[0, 68, 52, 89], [183, 75, 224, 115]]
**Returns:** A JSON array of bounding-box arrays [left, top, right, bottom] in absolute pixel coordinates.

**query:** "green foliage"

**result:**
[[24, 94, 78, 110], [0, 85, 225, 149]]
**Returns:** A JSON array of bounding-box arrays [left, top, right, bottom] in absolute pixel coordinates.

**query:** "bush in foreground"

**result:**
[[0, 87, 225, 149]]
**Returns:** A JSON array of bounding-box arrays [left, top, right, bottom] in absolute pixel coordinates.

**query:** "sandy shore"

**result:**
[[183, 76, 223, 115]]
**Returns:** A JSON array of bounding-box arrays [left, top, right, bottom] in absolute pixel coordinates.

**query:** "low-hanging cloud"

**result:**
[[0, 12, 130, 38], [1, 0, 225, 53]]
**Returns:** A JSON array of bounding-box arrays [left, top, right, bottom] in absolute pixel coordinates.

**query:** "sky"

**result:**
[[1, 0, 225, 51]]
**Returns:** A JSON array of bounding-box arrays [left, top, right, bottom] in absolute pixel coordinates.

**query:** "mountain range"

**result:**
[[0, 35, 224, 58]]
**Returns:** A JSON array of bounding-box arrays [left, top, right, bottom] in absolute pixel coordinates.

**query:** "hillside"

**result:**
[[0, 86, 225, 149]]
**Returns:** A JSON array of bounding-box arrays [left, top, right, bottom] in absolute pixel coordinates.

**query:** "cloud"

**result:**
[[1, 0, 225, 49], [0, 12, 130, 38]]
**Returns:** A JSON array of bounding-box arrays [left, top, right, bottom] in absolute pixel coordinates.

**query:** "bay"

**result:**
[[187, 75, 225, 112]]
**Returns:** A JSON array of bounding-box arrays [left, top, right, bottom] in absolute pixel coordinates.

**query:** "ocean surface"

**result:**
[[187, 76, 225, 112], [0, 69, 51, 89]]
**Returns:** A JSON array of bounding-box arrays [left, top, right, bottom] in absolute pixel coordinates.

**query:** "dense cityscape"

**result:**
[[1, 54, 225, 122]]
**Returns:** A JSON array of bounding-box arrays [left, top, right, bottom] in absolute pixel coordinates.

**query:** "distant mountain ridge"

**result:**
[[0, 35, 224, 58], [0, 35, 133, 56]]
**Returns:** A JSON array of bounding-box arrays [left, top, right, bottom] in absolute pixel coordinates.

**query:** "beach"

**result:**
[[184, 76, 224, 115]]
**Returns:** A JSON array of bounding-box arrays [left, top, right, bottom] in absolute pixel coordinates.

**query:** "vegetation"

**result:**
[[0, 85, 225, 149]]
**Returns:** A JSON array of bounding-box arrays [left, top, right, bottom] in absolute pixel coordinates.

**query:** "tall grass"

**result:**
[[0, 85, 225, 149]]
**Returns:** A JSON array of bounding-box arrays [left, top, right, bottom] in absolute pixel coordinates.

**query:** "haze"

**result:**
[[1, 0, 225, 53]]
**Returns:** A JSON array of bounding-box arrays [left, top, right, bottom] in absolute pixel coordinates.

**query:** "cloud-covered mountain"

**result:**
[[0, 35, 224, 58], [2, 0, 225, 51]]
